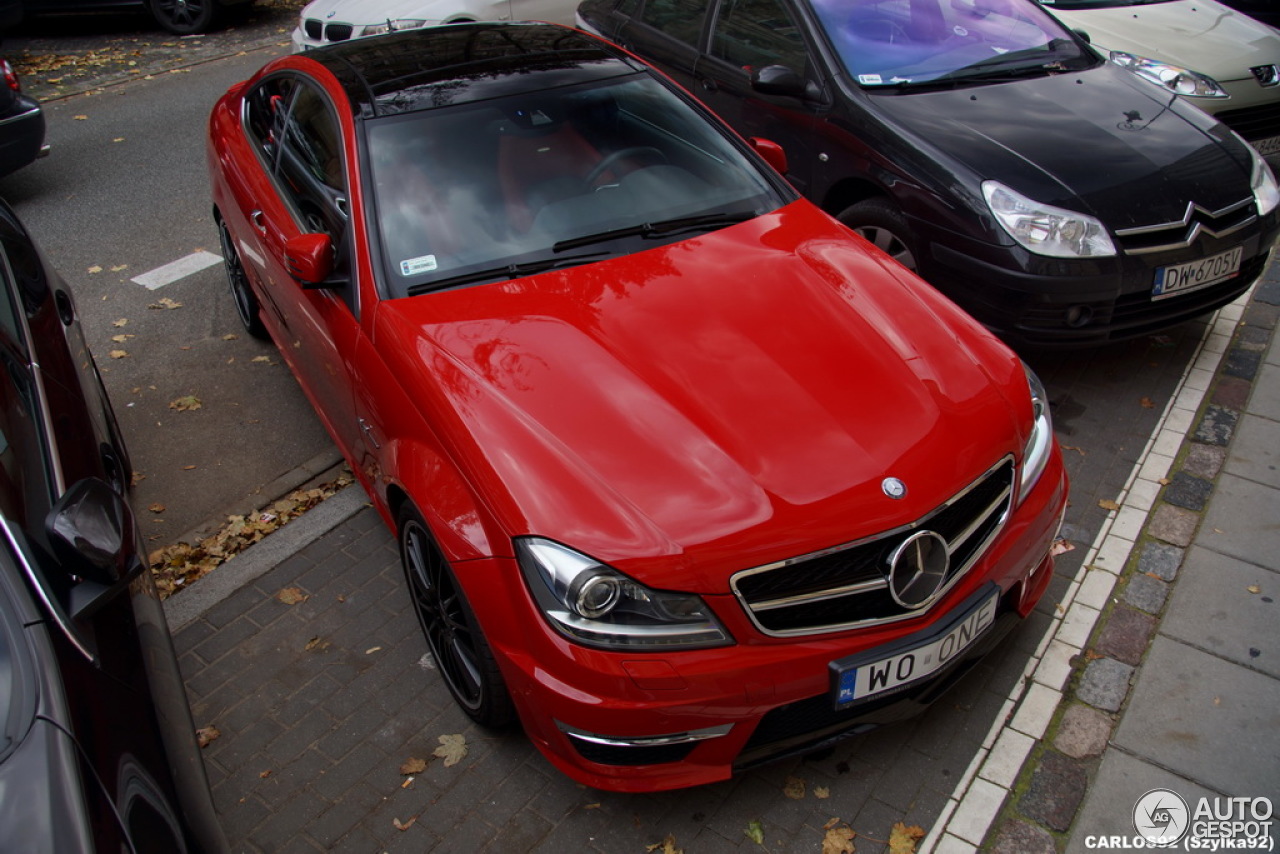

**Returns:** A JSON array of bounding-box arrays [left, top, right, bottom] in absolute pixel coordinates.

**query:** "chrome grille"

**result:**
[[1114, 199, 1256, 255], [731, 458, 1015, 636]]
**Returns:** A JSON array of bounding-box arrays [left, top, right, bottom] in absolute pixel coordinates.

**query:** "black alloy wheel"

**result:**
[[217, 218, 269, 340], [837, 197, 919, 272], [398, 505, 515, 729], [149, 0, 220, 35]]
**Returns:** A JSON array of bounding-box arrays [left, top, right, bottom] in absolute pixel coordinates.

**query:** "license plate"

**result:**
[[1253, 135, 1280, 157], [1152, 246, 1244, 300], [831, 590, 998, 707]]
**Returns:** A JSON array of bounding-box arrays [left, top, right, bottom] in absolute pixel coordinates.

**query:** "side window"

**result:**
[[639, 0, 708, 46], [277, 83, 348, 240], [245, 75, 298, 171], [711, 0, 808, 72]]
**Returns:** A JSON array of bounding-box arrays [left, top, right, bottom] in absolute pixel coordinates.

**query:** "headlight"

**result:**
[[362, 18, 430, 36], [1248, 143, 1280, 216], [515, 538, 733, 650], [1019, 363, 1053, 505], [982, 181, 1116, 258], [1109, 51, 1227, 99]]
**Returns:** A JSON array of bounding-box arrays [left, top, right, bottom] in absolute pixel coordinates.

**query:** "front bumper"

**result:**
[[468, 448, 1068, 792], [915, 208, 1280, 347]]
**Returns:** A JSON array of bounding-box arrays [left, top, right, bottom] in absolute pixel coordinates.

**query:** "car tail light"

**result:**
[[2, 60, 20, 92]]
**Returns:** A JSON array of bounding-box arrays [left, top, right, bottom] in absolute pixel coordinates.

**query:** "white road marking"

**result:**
[[131, 251, 222, 290]]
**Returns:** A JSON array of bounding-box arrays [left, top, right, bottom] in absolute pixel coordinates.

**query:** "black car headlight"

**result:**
[[1019, 363, 1053, 505], [516, 537, 732, 650]]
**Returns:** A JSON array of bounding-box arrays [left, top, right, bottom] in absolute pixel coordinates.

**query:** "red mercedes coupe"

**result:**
[[206, 21, 1068, 791]]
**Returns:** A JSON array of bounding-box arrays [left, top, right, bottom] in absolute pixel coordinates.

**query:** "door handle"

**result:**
[[250, 210, 266, 233], [699, 77, 718, 93]]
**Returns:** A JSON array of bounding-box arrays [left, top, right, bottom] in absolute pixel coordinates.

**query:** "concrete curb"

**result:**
[[162, 483, 368, 632]]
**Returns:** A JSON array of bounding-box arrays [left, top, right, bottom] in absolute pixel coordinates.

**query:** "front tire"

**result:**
[[837, 197, 919, 272], [398, 505, 516, 729], [149, 0, 221, 34]]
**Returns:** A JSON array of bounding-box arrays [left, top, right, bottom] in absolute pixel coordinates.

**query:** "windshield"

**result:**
[[810, 0, 1095, 88], [365, 73, 785, 297]]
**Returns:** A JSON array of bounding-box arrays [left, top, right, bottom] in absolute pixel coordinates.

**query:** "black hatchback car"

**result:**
[[0, 198, 225, 853], [576, 0, 1280, 346]]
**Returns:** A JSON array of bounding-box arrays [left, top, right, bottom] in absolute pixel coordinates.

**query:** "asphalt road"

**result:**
[[2, 2, 337, 545], [0, 3, 1219, 583]]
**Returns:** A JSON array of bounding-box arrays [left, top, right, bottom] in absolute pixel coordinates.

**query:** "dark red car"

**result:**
[[206, 22, 1068, 791]]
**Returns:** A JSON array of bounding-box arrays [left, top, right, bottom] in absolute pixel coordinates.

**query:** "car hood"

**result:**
[[375, 203, 1027, 590], [1044, 0, 1280, 81], [299, 0, 459, 24], [865, 62, 1253, 229]]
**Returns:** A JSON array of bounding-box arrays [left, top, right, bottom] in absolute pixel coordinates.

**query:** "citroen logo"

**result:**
[[882, 477, 907, 499], [886, 531, 950, 609]]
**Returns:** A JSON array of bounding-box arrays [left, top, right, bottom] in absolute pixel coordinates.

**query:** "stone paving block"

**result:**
[[1224, 348, 1262, 381], [1162, 472, 1213, 512], [1147, 504, 1199, 548], [1096, 606, 1156, 666], [991, 819, 1057, 854], [1054, 703, 1113, 759], [1077, 658, 1134, 712], [1137, 541, 1183, 582], [1193, 404, 1237, 446], [1124, 574, 1168, 615], [1210, 375, 1252, 411], [1113, 639, 1280, 795], [1020, 751, 1087, 832], [1161, 546, 1280, 679], [948, 778, 1008, 845], [1181, 444, 1226, 480]]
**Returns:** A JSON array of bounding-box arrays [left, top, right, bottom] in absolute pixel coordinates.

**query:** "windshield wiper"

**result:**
[[929, 39, 1079, 84], [406, 251, 610, 295], [553, 211, 755, 253]]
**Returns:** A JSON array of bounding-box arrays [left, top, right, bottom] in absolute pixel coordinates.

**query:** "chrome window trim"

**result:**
[[0, 514, 93, 661]]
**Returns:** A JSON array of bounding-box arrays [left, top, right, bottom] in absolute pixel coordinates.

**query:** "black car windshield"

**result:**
[[809, 0, 1094, 88], [365, 73, 785, 297]]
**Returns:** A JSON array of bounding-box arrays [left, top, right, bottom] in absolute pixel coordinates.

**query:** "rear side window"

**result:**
[[712, 0, 808, 72], [640, 0, 709, 45]]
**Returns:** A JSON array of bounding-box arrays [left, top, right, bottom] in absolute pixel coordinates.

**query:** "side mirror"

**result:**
[[285, 233, 335, 287], [45, 478, 144, 619], [751, 64, 807, 99], [750, 137, 789, 176]]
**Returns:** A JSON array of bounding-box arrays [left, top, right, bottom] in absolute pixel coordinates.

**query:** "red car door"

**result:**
[[228, 74, 364, 461]]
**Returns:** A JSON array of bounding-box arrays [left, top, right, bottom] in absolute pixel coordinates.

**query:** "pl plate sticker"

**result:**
[[400, 255, 438, 276]]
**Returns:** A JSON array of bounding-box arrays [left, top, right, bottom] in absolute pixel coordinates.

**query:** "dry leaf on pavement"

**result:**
[[276, 587, 308, 605], [888, 822, 925, 854], [821, 820, 856, 854], [783, 776, 806, 799], [169, 395, 202, 411], [744, 819, 765, 845], [433, 734, 467, 767], [1098, 499, 1121, 511], [195, 726, 220, 748], [645, 834, 683, 854], [392, 817, 416, 831], [149, 297, 183, 310], [399, 757, 428, 775]]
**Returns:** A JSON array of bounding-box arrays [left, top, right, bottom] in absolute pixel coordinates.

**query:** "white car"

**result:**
[[291, 0, 576, 50], [1037, 0, 1280, 161]]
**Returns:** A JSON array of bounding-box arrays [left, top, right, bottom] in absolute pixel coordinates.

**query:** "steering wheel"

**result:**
[[584, 147, 667, 186]]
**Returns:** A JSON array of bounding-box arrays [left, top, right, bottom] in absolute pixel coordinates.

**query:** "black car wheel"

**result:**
[[398, 505, 515, 729], [838, 198, 919, 272], [218, 218, 269, 340], [149, 0, 220, 35]]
